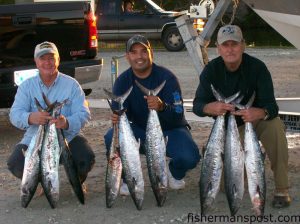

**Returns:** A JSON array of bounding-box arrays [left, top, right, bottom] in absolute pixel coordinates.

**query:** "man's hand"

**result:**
[[111, 113, 119, 125], [50, 114, 69, 129], [144, 95, 164, 111], [232, 107, 265, 122], [203, 101, 235, 116], [28, 111, 52, 125]]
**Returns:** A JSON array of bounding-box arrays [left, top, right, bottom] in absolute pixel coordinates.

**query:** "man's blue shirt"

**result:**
[[9, 72, 90, 145], [112, 63, 188, 130]]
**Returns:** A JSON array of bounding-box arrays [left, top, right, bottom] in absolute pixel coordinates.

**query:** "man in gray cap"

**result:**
[[8, 41, 95, 195], [193, 25, 291, 209], [104, 34, 200, 195]]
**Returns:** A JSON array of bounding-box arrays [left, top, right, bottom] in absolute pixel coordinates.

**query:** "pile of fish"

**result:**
[[199, 85, 266, 216], [21, 94, 84, 208], [104, 87, 144, 210], [104, 80, 168, 210]]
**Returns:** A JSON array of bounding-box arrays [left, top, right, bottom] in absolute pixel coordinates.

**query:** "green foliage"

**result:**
[[0, 0, 14, 4]]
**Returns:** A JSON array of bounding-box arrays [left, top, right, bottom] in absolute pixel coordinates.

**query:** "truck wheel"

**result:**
[[162, 27, 184, 52]]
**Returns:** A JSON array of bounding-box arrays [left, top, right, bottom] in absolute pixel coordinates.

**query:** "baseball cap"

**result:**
[[34, 41, 59, 58], [126, 34, 151, 52], [217, 25, 243, 45]]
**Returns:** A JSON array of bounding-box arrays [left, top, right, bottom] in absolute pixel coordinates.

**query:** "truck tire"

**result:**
[[162, 26, 185, 52]]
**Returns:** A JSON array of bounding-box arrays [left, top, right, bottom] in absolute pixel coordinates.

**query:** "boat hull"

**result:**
[[243, 0, 300, 49]]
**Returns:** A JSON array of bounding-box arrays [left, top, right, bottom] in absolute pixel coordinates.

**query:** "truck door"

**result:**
[[96, 0, 119, 40]]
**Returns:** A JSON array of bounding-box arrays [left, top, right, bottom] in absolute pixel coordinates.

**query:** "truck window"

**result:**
[[123, 0, 134, 13], [102, 0, 116, 15], [121, 0, 151, 15]]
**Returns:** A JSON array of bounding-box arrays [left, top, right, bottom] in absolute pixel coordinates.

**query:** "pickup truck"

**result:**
[[0, 1, 103, 108], [95, 0, 187, 51]]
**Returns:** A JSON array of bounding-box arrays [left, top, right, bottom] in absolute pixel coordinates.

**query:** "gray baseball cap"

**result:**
[[34, 41, 59, 58], [126, 34, 151, 52], [217, 25, 243, 45]]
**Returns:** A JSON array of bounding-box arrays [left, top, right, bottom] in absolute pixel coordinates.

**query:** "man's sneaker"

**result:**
[[120, 182, 130, 196], [82, 183, 88, 195], [167, 167, 185, 190]]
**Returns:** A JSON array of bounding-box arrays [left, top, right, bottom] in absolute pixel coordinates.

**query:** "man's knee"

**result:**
[[7, 144, 27, 179], [7, 160, 23, 179], [176, 151, 200, 170], [258, 117, 285, 133], [69, 135, 95, 176]]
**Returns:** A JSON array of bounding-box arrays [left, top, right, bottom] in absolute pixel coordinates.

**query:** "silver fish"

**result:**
[[234, 93, 266, 216], [224, 97, 245, 216], [135, 80, 168, 207], [40, 101, 65, 208], [21, 98, 45, 208], [103, 97, 122, 208], [105, 87, 144, 210], [57, 129, 85, 204], [200, 85, 240, 215]]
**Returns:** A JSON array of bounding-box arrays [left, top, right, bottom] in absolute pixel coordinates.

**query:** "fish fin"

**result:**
[[106, 98, 113, 111], [22, 148, 27, 156], [136, 138, 141, 149], [42, 92, 51, 108], [135, 80, 166, 96], [118, 86, 133, 106], [152, 80, 166, 96], [132, 177, 137, 191], [256, 185, 262, 196], [245, 92, 256, 108], [156, 175, 161, 186], [225, 91, 241, 104], [103, 88, 115, 99], [221, 151, 225, 162], [52, 100, 66, 118], [233, 102, 244, 110], [104, 86, 133, 109], [211, 84, 225, 102], [34, 97, 45, 112], [261, 151, 266, 162], [232, 184, 237, 197], [164, 136, 168, 146], [135, 80, 151, 96], [207, 181, 213, 192], [232, 94, 244, 104], [202, 146, 206, 157]]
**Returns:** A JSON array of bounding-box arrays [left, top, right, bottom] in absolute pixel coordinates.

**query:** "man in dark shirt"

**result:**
[[193, 25, 290, 208], [104, 34, 200, 195]]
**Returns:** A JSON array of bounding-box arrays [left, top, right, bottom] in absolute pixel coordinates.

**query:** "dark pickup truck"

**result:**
[[96, 0, 187, 51], [0, 1, 103, 108]]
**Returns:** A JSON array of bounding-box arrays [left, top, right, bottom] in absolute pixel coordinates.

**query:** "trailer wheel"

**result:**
[[162, 27, 184, 52]]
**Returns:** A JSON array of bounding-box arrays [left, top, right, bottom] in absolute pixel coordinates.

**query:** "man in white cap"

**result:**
[[193, 25, 290, 208], [8, 41, 95, 193]]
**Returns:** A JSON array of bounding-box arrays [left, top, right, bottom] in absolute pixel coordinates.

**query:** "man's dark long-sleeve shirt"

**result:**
[[112, 63, 188, 130], [193, 53, 278, 126]]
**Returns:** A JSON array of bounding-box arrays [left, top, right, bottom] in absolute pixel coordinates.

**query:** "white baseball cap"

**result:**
[[34, 41, 59, 58], [217, 25, 243, 45]]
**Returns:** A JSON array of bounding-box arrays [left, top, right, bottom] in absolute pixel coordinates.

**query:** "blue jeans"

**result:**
[[104, 123, 200, 180]]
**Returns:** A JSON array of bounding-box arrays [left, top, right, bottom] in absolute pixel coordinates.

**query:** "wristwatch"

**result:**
[[263, 109, 269, 120]]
